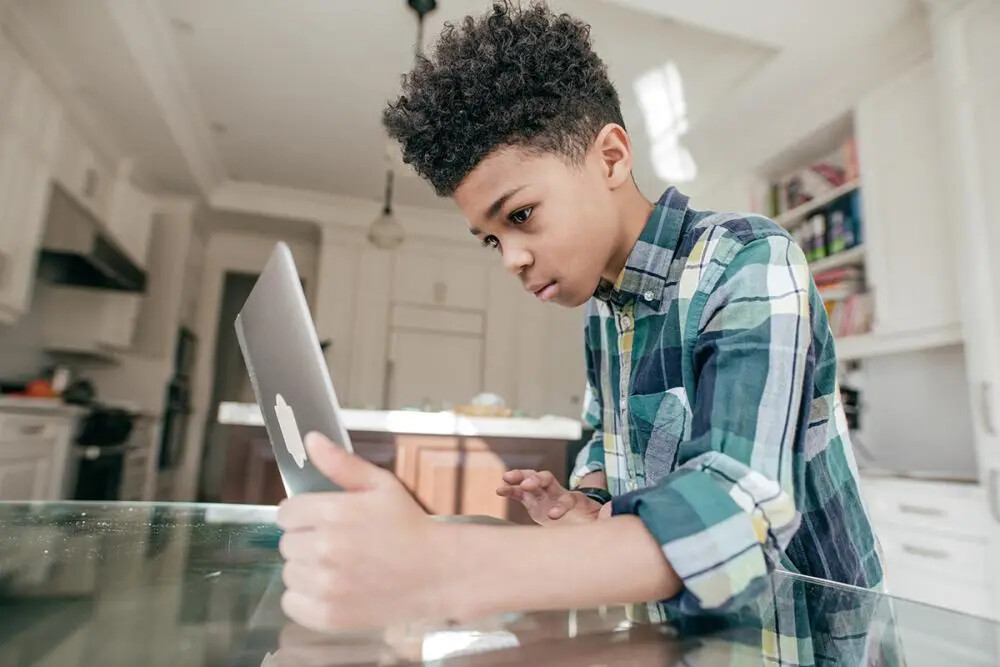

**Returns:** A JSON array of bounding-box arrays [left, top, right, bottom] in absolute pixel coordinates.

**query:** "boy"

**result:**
[[277, 0, 883, 643]]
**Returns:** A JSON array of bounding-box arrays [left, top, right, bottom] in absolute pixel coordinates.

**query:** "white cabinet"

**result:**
[[0, 443, 54, 500], [34, 174, 157, 354], [0, 407, 77, 501], [861, 477, 995, 620], [106, 172, 154, 269], [51, 123, 114, 224], [0, 38, 62, 324], [37, 284, 142, 354], [392, 251, 489, 310], [0, 39, 61, 162], [854, 60, 960, 338]]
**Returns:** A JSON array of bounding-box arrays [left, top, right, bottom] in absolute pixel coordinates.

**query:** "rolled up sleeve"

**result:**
[[612, 234, 811, 613]]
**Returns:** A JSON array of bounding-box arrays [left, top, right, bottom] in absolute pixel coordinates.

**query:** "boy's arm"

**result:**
[[609, 234, 812, 614], [278, 435, 678, 631], [443, 515, 681, 620]]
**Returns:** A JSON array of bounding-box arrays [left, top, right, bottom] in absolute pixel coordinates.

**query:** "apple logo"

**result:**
[[274, 393, 307, 468]]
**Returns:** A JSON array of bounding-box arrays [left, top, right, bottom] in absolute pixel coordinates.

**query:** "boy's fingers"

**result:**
[[536, 471, 555, 488], [520, 473, 542, 492], [496, 485, 525, 502], [502, 469, 534, 484]]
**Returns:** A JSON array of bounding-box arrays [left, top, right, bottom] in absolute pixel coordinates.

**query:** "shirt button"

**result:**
[[621, 315, 632, 330], [643, 290, 655, 302]]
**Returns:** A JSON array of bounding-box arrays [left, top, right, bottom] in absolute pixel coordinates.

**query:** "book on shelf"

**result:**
[[825, 293, 873, 338], [814, 266, 863, 283], [767, 136, 860, 218], [789, 189, 863, 260], [815, 264, 864, 302]]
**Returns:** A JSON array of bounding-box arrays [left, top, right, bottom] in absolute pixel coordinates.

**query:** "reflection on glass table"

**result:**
[[0, 502, 998, 666]]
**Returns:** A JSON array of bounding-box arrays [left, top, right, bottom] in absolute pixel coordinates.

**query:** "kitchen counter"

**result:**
[[0, 501, 996, 666], [217, 401, 583, 440], [0, 396, 87, 415], [216, 403, 583, 521]]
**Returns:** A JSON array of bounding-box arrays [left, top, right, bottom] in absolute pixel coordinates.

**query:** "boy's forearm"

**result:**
[[440, 516, 680, 620]]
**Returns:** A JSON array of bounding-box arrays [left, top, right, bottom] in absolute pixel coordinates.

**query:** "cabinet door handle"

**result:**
[[989, 469, 1000, 524], [981, 381, 996, 437], [901, 544, 950, 560], [83, 167, 99, 199], [19, 424, 45, 436], [0, 251, 8, 291], [898, 503, 944, 517]]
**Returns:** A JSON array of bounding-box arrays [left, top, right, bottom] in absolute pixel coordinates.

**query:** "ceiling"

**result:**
[[3, 0, 924, 215]]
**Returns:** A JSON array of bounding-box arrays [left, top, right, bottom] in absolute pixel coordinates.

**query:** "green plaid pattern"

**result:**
[[570, 188, 886, 662]]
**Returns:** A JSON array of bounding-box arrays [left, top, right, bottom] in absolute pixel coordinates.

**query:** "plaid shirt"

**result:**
[[570, 188, 884, 637]]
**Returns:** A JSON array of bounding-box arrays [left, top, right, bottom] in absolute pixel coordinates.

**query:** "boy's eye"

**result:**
[[509, 206, 533, 224], [482, 235, 500, 250]]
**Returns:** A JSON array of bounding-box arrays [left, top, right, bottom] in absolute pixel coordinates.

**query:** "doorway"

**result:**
[[199, 271, 260, 501]]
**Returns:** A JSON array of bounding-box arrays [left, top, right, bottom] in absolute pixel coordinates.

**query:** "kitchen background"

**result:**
[[0, 0, 998, 640]]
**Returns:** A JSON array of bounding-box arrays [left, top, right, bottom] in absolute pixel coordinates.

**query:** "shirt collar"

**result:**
[[594, 187, 689, 309]]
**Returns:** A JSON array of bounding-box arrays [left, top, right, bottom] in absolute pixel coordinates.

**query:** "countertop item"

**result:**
[[0, 502, 997, 666], [217, 401, 583, 441]]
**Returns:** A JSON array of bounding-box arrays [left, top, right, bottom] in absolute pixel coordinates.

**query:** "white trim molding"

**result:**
[[209, 179, 476, 248], [104, 0, 226, 195]]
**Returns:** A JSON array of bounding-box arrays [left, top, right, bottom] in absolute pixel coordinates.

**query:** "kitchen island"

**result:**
[[1, 501, 996, 666], [216, 402, 583, 524]]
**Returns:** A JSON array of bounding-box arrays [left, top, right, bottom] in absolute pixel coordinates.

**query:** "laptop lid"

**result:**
[[234, 242, 352, 496]]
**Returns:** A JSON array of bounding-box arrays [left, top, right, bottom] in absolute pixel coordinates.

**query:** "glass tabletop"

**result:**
[[0, 502, 997, 666]]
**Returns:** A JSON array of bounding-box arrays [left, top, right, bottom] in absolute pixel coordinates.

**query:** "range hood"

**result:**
[[37, 184, 146, 293]]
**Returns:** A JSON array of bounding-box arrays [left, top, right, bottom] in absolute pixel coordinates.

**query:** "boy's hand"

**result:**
[[277, 433, 456, 631], [496, 469, 606, 526]]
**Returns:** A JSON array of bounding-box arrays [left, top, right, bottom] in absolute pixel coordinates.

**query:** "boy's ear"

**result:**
[[593, 123, 633, 189]]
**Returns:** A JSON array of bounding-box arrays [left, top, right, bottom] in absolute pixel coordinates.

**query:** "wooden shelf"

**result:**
[[809, 245, 865, 274], [776, 179, 860, 228], [836, 324, 963, 362]]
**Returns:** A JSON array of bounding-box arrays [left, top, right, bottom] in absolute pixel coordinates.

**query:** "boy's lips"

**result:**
[[528, 281, 559, 302]]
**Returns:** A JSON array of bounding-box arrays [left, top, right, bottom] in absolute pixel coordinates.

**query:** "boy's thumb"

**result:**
[[303, 432, 384, 491]]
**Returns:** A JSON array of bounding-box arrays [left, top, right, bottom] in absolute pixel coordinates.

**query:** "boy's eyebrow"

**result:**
[[484, 186, 526, 221]]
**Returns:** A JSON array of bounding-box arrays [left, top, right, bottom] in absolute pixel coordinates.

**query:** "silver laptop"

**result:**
[[234, 242, 353, 496]]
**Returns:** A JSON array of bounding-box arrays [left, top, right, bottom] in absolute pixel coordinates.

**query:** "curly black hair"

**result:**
[[383, 1, 624, 196]]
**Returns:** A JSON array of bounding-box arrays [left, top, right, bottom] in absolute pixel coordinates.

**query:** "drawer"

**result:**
[[878, 523, 987, 586], [0, 413, 70, 443], [862, 477, 988, 538]]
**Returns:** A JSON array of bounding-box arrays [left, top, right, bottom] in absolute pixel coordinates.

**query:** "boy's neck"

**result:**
[[602, 182, 655, 283]]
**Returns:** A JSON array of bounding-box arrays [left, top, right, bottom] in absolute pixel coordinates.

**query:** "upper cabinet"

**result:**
[[0, 36, 62, 324], [392, 250, 489, 311], [51, 123, 114, 226], [106, 173, 154, 269], [0, 38, 61, 162], [854, 60, 960, 338]]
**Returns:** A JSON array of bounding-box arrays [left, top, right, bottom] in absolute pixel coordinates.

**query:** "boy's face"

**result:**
[[453, 145, 622, 308]]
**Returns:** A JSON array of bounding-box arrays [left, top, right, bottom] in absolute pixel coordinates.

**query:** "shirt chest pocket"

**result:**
[[628, 387, 692, 487]]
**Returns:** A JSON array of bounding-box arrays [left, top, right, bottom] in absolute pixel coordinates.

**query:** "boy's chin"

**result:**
[[556, 288, 592, 308]]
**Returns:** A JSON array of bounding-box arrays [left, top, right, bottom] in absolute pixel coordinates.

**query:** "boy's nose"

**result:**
[[502, 243, 533, 276]]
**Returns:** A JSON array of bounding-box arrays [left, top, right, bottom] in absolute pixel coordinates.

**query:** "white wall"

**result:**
[[0, 280, 54, 380]]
